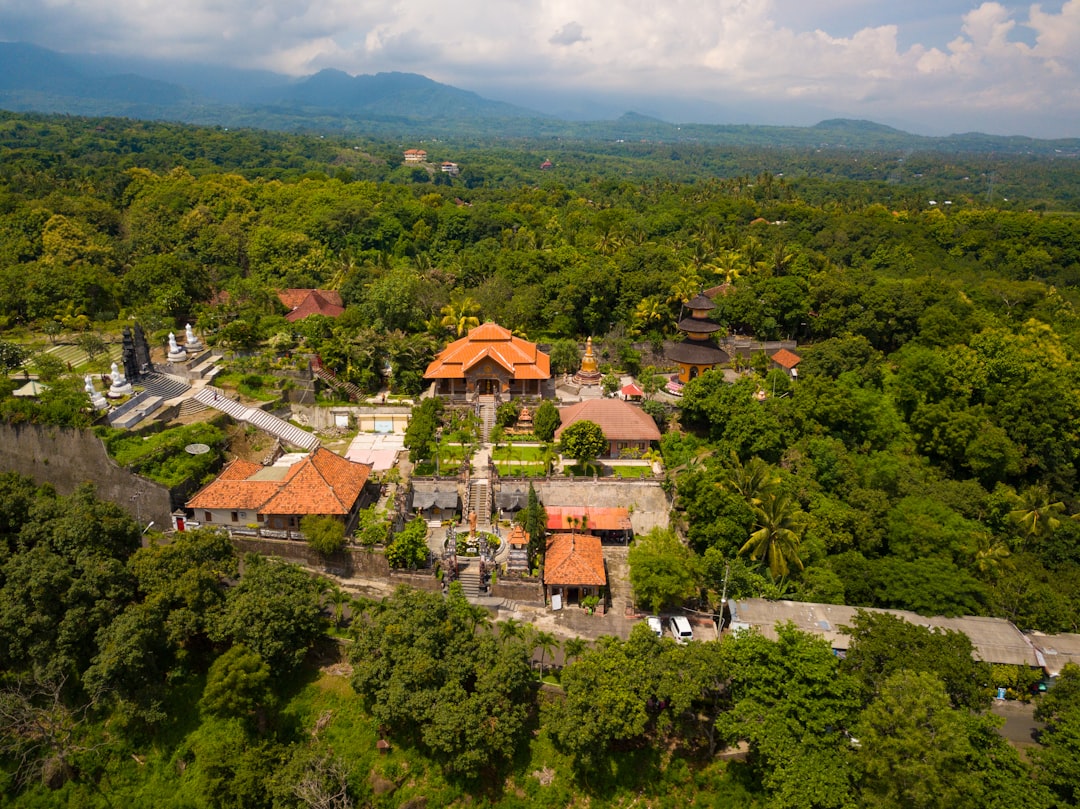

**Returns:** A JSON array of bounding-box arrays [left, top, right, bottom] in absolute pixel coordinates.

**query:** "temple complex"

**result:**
[[666, 294, 729, 383]]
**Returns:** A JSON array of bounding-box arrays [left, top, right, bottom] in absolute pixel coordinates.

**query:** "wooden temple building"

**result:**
[[666, 294, 729, 383]]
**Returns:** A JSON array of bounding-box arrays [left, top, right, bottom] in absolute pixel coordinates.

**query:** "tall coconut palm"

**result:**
[[739, 491, 805, 578], [562, 636, 588, 663], [1008, 485, 1065, 540], [532, 629, 559, 678], [722, 453, 781, 506]]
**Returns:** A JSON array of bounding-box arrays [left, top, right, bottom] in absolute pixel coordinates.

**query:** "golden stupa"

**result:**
[[573, 336, 603, 385]]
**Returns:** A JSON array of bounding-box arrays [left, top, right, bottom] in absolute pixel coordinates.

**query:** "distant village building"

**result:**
[[540, 160, 553, 170], [770, 348, 802, 378], [403, 149, 428, 163], [424, 322, 550, 398], [278, 289, 345, 322], [440, 161, 460, 176]]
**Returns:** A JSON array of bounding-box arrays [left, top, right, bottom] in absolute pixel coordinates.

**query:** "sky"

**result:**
[[1, 0, 1078, 137]]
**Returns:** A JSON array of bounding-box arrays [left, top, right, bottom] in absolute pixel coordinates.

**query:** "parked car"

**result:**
[[646, 615, 663, 638], [669, 615, 694, 644]]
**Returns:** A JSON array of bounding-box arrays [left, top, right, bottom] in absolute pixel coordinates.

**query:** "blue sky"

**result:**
[[1, 0, 1077, 137]]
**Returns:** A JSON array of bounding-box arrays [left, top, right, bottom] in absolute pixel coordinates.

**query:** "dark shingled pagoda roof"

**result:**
[[684, 294, 716, 311], [666, 339, 730, 365], [675, 315, 724, 334]]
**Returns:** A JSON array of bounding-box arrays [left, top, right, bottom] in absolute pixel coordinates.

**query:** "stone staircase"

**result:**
[[478, 395, 496, 442], [311, 363, 365, 402], [467, 478, 491, 529], [178, 396, 208, 417], [139, 372, 191, 400], [193, 387, 321, 451], [457, 560, 483, 598]]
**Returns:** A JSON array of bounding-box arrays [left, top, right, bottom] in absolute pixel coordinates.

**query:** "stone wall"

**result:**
[[0, 422, 174, 528], [231, 535, 396, 579], [492, 578, 545, 606]]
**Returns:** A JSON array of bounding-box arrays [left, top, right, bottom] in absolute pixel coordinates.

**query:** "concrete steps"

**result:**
[[458, 561, 482, 598], [139, 372, 191, 400], [313, 365, 364, 402], [468, 478, 491, 529], [193, 387, 321, 451]]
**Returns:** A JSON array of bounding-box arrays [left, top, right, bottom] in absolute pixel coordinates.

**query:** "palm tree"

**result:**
[[499, 617, 527, 644], [739, 491, 805, 578], [439, 295, 481, 337], [562, 636, 588, 663], [327, 587, 351, 627], [668, 271, 703, 308], [1008, 485, 1065, 540], [532, 629, 559, 678], [631, 295, 669, 335], [968, 531, 1011, 577], [721, 453, 780, 506]]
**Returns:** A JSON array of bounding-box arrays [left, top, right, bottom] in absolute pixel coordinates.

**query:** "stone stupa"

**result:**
[[572, 336, 603, 386]]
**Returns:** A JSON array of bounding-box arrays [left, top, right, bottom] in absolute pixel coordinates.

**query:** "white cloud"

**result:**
[[0, 0, 1077, 135]]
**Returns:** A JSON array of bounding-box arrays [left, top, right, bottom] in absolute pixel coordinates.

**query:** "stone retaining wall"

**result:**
[[0, 422, 174, 528], [492, 578, 545, 605]]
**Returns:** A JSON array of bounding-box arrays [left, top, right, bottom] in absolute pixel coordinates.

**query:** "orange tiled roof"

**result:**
[[544, 533, 606, 587], [187, 448, 370, 516], [771, 348, 802, 369], [545, 506, 632, 532], [554, 398, 661, 442], [424, 322, 550, 381], [507, 524, 530, 546]]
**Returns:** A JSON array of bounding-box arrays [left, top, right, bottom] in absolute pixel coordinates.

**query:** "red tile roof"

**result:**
[[279, 289, 345, 322], [545, 506, 632, 532], [771, 348, 802, 369], [424, 322, 550, 381], [544, 533, 606, 587], [507, 524, 530, 546], [187, 448, 370, 517], [555, 398, 661, 443]]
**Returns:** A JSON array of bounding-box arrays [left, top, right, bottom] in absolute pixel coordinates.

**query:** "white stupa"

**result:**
[[107, 361, 133, 398], [166, 331, 188, 363], [85, 375, 108, 411], [184, 323, 204, 353]]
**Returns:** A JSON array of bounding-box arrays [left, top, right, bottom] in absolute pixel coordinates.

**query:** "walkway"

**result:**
[[193, 386, 321, 451]]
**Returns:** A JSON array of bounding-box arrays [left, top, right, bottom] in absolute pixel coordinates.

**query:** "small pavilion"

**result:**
[[666, 294, 729, 383]]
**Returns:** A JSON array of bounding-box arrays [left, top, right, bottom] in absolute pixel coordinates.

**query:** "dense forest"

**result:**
[[3, 111, 1080, 806]]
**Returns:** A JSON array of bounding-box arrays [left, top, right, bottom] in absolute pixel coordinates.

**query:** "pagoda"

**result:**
[[572, 337, 603, 386], [666, 294, 729, 383]]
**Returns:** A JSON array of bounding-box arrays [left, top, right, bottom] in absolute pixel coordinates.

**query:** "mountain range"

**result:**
[[1, 41, 1078, 154]]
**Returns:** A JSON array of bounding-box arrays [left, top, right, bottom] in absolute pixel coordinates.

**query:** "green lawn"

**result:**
[[496, 462, 547, 477], [611, 464, 654, 479], [492, 444, 545, 461]]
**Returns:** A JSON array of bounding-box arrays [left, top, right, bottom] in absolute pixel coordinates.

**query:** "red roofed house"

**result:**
[[555, 398, 661, 458], [770, 348, 802, 378], [186, 447, 374, 537], [543, 532, 606, 607], [403, 149, 428, 163], [424, 322, 550, 398], [278, 289, 345, 323]]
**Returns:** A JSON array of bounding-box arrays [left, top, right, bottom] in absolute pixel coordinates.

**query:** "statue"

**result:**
[[184, 322, 204, 352], [107, 361, 132, 398], [166, 331, 188, 363], [85, 375, 108, 410], [469, 510, 477, 537]]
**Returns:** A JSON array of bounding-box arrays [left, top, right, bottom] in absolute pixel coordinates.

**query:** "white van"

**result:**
[[646, 615, 663, 638], [669, 615, 694, 644]]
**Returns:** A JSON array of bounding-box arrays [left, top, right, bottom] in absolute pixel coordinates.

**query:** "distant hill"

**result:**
[[0, 41, 1077, 155]]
